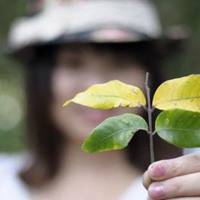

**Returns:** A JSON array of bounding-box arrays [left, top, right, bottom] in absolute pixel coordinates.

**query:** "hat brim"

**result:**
[[7, 1, 188, 57], [8, 1, 162, 52]]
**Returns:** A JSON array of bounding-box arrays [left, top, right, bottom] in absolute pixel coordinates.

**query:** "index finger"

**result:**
[[143, 153, 200, 188]]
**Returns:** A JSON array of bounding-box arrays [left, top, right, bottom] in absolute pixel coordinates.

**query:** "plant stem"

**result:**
[[145, 72, 155, 163]]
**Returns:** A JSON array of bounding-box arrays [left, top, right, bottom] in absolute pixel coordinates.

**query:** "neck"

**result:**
[[33, 139, 141, 200]]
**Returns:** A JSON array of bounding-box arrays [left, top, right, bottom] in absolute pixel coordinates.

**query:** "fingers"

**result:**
[[170, 199, 200, 200], [143, 153, 200, 188], [148, 172, 200, 199], [143, 170, 152, 189], [143, 153, 200, 200], [148, 198, 200, 200]]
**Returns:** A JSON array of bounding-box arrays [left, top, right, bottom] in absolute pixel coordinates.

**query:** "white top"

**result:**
[[0, 154, 148, 200], [120, 177, 147, 200], [0, 154, 30, 200]]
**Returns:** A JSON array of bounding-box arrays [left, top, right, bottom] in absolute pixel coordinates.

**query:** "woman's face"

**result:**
[[50, 44, 146, 143]]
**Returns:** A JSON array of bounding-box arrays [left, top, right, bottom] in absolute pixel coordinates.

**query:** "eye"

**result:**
[[57, 56, 82, 70], [63, 58, 80, 68]]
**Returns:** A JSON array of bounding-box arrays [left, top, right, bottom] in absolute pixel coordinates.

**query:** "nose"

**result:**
[[82, 72, 105, 89], [80, 67, 113, 90]]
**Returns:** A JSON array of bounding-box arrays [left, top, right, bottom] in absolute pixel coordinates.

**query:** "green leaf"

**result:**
[[155, 109, 200, 148], [82, 113, 148, 153], [63, 80, 146, 109], [153, 74, 200, 112]]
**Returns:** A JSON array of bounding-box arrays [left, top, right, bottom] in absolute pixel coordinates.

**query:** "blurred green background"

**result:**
[[0, 0, 199, 152], [0, 0, 26, 152]]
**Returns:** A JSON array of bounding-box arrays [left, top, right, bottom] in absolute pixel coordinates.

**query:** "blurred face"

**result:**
[[50, 44, 146, 143]]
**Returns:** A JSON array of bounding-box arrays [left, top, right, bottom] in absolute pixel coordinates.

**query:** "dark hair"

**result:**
[[20, 42, 182, 187], [20, 45, 65, 186]]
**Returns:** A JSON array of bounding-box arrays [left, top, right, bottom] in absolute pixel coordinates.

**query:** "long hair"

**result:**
[[20, 42, 182, 187]]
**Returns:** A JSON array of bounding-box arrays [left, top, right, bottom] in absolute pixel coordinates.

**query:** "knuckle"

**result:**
[[168, 159, 181, 176]]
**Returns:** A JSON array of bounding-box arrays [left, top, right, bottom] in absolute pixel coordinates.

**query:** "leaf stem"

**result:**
[[145, 72, 155, 163]]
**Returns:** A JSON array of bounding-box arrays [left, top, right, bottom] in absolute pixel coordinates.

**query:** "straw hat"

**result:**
[[7, 0, 187, 54]]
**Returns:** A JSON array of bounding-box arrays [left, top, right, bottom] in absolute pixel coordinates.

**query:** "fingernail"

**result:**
[[150, 162, 167, 177], [149, 184, 165, 199]]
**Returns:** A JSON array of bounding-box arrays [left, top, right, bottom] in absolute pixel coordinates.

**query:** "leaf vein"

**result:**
[[97, 128, 134, 143], [157, 128, 200, 133], [154, 95, 200, 106]]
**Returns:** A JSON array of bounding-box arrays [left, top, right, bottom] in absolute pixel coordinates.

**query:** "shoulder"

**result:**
[[184, 148, 200, 154], [0, 153, 31, 200], [0, 153, 26, 171], [120, 176, 148, 200]]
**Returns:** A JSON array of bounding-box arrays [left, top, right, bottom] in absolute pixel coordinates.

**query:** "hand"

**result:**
[[143, 153, 200, 200]]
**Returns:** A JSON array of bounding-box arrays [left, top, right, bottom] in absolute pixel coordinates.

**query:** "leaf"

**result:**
[[155, 109, 200, 148], [153, 74, 200, 112], [82, 113, 148, 153], [63, 80, 146, 109]]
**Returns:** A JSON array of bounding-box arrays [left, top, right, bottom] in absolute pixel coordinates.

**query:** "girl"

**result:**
[[3, 0, 200, 199]]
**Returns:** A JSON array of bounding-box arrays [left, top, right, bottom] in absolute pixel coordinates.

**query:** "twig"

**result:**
[[145, 72, 155, 163]]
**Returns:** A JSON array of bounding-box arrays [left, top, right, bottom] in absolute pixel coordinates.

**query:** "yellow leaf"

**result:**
[[63, 80, 146, 109], [153, 74, 200, 112]]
